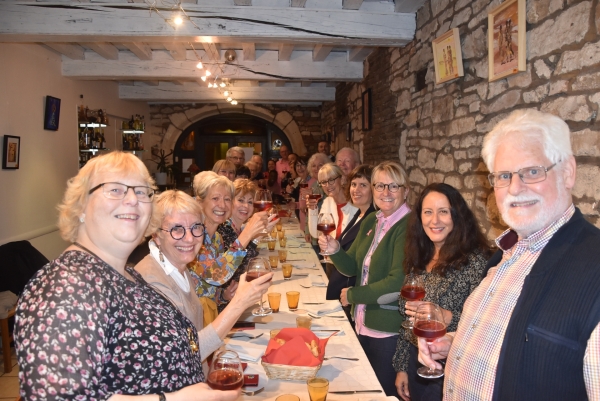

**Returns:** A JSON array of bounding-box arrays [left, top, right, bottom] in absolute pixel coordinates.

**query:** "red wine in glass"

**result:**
[[299, 182, 309, 189], [246, 270, 273, 283], [317, 223, 336, 236], [401, 285, 426, 301], [253, 201, 273, 212], [247, 257, 272, 316], [413, 320, 447, 340], [308, 194, 322, 201], [207, 369, 243, 391]]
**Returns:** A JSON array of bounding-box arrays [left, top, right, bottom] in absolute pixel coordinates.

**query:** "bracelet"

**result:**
[[158, 392, 166, 401]]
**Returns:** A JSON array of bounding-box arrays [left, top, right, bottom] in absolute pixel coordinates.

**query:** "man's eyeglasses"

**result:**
[[89, 182, 155, 203], [229, 156, 244, 161], [159, 223, 205, 240], [373, 182, 403, 193], [318, 176, 341, 187], [487, 164, 556, 188]]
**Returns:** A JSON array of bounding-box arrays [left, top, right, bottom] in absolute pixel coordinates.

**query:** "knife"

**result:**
[[329, 390, 383, 394], [302, 302, 324, 305]]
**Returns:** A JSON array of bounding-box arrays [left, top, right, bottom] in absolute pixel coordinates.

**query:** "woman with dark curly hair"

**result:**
[[393, 183, 492, 401]]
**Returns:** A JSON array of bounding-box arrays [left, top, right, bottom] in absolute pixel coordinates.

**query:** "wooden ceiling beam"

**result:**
[[123, 42, 152, 60], [163, 43, 188, 61], [348, 46, 373, 62], [87, 42, 119, 60], [44, 43, 85, 60], [202, 43, 221, 61], [290, 0, 307, 7], [233, 0, 252, 4], [0, 3, 416, 47], [278, 44, 294, 61], [62, 50, 363, 81], [342, 0, 363, 10], [119, 83, 336, 102], [313, 44, 333, 61], [242, 43, 255, 61]]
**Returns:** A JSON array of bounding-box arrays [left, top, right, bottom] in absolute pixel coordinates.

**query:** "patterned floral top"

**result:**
[[188, 229, 247, 305], [216, 220, 260, 312], [392, 250, 487, 373], [15, 250, 204, 401]]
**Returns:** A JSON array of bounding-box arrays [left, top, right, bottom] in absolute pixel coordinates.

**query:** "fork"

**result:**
[[324, 356, 359, 361], [242, 386, 265, 396], [307, 312, 345, 319], [226, 332, 264, 339]]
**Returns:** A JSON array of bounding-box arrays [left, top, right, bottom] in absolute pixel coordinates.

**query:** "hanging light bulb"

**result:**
[[200, 76, 207, 82], [223, 91, 229, 96], [208, 83, 213, 88], [205, 70, 211, 77], [231, 100, 238, 105], [227, 97, 233, 102], [219, 82, 226, 88], [174, 15, 183, 25], [196, 61, 203, 69]]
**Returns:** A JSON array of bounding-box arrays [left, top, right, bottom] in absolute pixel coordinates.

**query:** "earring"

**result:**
[[158, 247, 165, 263], [79, 214, 85, 223]]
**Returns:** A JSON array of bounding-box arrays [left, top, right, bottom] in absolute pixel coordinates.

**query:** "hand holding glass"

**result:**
[[413, 302, 447, 379], [317, 213, 336, 257], [254, 190, 274, 240], [247, 257, 272, 317], [207, 350, 244, 391], [401, 273, 426, 329]]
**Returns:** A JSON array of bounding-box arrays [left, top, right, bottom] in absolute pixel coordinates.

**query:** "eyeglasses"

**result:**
[[487, 164, 556, 188], [89, 182, 155, 203], [373, 182, 404, 193], [318, 176, 341, 187], [159, 223, 205, 240], [229, 156, 244, 161]]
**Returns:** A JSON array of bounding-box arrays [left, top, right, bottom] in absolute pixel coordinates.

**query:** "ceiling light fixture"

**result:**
[[196, 61, 203, 69], [226, 97, 232, 102], [223, 91, 229, 96], [231, 100, 238, 105], [200, 76, 207, 82], [173, 15, 183, 25]]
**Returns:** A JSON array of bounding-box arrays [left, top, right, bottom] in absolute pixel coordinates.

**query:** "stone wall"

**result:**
[[323, 0, 600, 236]]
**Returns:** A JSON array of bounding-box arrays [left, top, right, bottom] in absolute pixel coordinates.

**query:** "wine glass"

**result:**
[[413, 302, 447, 379], [247, 257, 272, 316], [207, 349, 244, 391], [400, 273, 426, 329], [317, 213, 336, 263], [253, 189, 274, 241]]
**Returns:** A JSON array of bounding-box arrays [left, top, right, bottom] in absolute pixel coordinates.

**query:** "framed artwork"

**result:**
[[362, 89, 372, 130], [488, 0, 526, 81], [44, 95, 61, 131], [346, 122, 352, 142], [2, 135, 20, 169], [432, 28, 464, 84]]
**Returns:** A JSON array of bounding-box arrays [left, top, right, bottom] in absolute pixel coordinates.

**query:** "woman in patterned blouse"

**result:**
[[14, 151, 239, 401], [188, 171, 271, 308], [393, 183, 492, 401]]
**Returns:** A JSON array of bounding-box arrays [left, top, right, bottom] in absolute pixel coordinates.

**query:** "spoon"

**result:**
[[241, 386, 265, 396]]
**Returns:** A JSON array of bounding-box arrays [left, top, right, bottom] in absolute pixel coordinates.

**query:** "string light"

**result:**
[[205, 70, 211, 77], [226, 97, 232, 102], [200, 76, 207, 82], [207, 83, 213, 88], [196, 61, 203, 69], [173, 15, 183, 25], [223, 91, 229, 96], [231, 100, 238, 105]]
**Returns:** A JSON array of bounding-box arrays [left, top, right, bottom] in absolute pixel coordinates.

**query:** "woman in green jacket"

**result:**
[[318, 160, 410, 398]]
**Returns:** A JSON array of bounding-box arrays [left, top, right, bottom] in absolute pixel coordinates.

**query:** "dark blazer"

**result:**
[[326, 204, 375, 300]]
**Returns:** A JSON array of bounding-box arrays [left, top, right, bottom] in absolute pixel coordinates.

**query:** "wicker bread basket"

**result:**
[[261, 360, 321, 381]]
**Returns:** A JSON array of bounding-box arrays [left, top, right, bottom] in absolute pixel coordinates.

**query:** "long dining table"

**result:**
[[225, 218, 391, 401]]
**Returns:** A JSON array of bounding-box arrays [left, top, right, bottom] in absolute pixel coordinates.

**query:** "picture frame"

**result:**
[[2, 135, 20, 170], [362, 89, 372, 130], [432, 28, 464, 84], [488, 0, 526, 82], [44, 95, 61, 131], [346, 122, 352, 142]]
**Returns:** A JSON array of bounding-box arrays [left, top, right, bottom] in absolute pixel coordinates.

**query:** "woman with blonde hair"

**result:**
[[135, 190, 272, 371], [15, 151, 239, 400], [212, 159, 236, 181]]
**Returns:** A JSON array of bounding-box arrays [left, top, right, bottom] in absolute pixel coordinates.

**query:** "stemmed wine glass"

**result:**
[[413, 302, 447, 379], [400, 273, 426, 329], [253, 189, 274, 241], [206, 350, 244, 391], [317, 212, 336, 263], [247, 257, 272, 317]]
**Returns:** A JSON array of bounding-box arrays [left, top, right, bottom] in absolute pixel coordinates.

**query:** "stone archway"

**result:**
[[159, 104, 307, 156]]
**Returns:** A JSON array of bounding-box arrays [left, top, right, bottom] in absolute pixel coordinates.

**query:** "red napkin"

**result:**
[[262, 328, 333, 367]]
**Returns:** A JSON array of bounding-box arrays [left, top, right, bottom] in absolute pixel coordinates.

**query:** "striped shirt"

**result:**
[[444, 204, 600, 400]]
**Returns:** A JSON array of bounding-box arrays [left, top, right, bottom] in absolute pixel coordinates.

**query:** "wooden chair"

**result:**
[[1, 306, 15, 373]]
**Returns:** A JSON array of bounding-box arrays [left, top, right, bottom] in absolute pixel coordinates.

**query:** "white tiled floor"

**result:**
[[0, 347, 19, 400]]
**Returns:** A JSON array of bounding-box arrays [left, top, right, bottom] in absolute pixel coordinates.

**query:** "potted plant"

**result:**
[[151, 148, 176, 186]]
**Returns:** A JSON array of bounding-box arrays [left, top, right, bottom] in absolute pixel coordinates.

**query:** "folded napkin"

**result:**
[[308, 274, 327, 287], [304, 300, 343, 316], [226, 339, 265, 362], [292, 261, 316, 269], [262, 328, 333, 367]]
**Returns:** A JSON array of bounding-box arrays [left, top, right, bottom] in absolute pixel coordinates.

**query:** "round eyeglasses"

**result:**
[[373, 182, 403, 193], [88, 182, 155, 203], [487, 164, 556, 188], [159, 223, 205, 240], [318, 175, 341, 187]]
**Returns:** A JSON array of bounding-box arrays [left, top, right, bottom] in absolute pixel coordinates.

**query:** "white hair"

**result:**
[[482, 109, 572, 171], [226, 146, 245, 158]]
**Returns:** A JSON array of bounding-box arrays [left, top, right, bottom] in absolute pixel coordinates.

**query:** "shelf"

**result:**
[[121, 130, 144, 134], [79, 148, 110, 153], [79, 123, 107, 128]]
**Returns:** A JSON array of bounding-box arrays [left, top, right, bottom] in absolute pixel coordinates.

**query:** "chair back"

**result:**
[[0, 240, 49, 296]]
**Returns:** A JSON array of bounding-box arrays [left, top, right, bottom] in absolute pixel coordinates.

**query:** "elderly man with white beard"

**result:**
[[418, 109, 600, 401]]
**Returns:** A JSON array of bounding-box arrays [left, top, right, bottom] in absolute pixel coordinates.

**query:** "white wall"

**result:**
[[0, 43, 150, 260]]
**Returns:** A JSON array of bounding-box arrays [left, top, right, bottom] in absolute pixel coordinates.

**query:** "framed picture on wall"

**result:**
[[362, 89, 372, 130], [346, 122, 352, 142], [432, 28, 464, 84], [488, 0, 526, 81], [44, 95, 61, 131], [2, 135, 20, 169]]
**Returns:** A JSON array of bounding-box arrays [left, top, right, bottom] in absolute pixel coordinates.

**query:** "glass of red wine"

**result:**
[[317, 213, 336, 263], [401, 273, 426, 329], [247, 257, 272, 316], [253, 189, 274, 241], [207, 349, 244, 391], [413, 302, 447, 379]]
